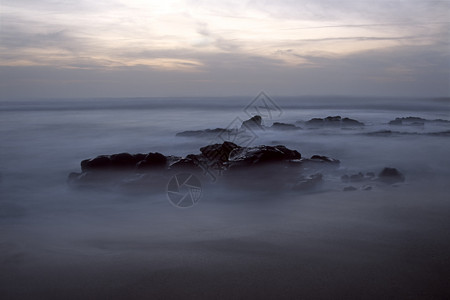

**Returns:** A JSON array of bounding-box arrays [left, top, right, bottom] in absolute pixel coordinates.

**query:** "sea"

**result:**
[[1, 96, 449, 299]]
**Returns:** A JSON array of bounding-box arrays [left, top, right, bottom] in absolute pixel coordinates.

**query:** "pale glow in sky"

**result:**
[[0, 0, 449, 97]]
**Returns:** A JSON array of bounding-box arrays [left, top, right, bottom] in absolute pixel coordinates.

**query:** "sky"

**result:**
[[0, 0, 449, 98]]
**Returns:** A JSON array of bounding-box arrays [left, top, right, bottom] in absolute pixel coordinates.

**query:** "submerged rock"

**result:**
[[293, 173, 323, 191], [343, 186, 358, 192], [378, 167, 405, 184], [389, 117, 450, 126], [309, 155, 340, 164], [176, 128, 232, 137]]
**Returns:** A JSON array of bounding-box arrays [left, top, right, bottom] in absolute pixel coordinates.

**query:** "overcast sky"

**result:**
[[0, 0, 449, 98]]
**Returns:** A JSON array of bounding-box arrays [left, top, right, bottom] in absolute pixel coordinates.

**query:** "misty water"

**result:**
[[1, 96, 449, 299]]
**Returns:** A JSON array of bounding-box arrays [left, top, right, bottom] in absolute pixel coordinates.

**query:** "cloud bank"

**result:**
[[0, 0, 449, 98]]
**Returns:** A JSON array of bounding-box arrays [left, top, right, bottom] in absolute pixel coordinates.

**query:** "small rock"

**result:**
[[349, 172, 364, 182], [343, 186, 357, 192], [293, 173, 323, 190], [378, 167, 405, 184], [310, 155, 340, 164]]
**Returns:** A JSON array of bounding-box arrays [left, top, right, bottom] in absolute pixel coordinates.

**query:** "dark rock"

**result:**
[[349, 172, 365, 182], [169, 157, 203, 172], [389, 117, 426, 126], [136, 152, 167, 171], [343, 186, 357, 191], [270, 122, 299, 130], [378, 167, 405, 184], [342, 117, 365, 127], [133, 153, 147, 162], [325, 116, 342, 123], [70, 143, 312, 192], [200, 141, 240, 163], [310, 155, 340, 164], [81, 155, 111, 172], [341, 171, 375, 183], [109, 153, 137, 170], [241, 115, 262, 130], [362, 185, 373, 191], [229, 145, 301, 168], [388, 116, 450, 126], [305, 116, 364, 127]]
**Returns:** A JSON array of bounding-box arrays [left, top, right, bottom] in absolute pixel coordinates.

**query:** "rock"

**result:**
[[70, 143, 314, 191], [349, 172, 364, 182], [81, 155, 111, 172], [309, 155, 340, 164], [270, 122, 299, 130], [304, 116, 364, 127], [228, 145, 301, 168], [362, 185, 373, 191], [109, 153, 138, 170], [293, 173, 323, 190], [241, 115, 262, 130], [169, 157, 203, 172], [388, 116, 450, 126], [136, 152, 167, 171], [389, 117, 426, 126], [200, 141, 240, 163], [343, 186, 357, 192], [341, 175, 350, 182], [341, 172, 376, 183], [378, 167, 405, 184], [342, 117, 365, 127]]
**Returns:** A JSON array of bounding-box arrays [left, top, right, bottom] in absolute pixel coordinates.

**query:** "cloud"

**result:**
[[0, 0, 448, 97]]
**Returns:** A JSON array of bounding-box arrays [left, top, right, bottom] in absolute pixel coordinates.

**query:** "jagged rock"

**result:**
[[241, 115, 262, 130], [70, 143, 346, 193], [378, 167, 405, 184], [228, 145, 301, 168], [200, 141, 240, 163]]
